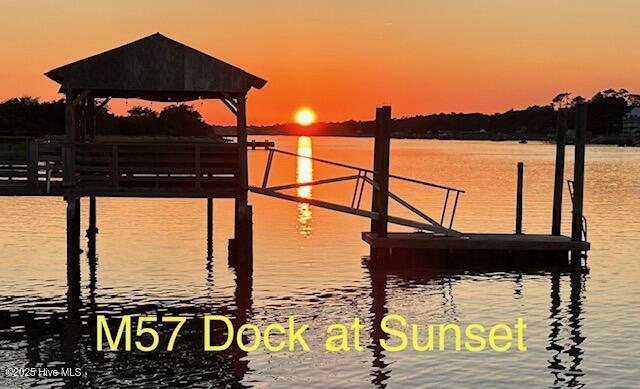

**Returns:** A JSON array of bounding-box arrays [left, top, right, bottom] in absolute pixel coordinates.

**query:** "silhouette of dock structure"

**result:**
[[0, 33, 589, 276], [360, 105, 590, 267], [0, 34, 264, 270], [248, 105, 589, 267]]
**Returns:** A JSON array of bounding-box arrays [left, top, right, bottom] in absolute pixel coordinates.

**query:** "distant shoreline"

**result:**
[[239, 130, 640, 147]]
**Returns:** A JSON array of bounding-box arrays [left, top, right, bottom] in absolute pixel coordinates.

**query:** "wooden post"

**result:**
[[86, 96, 96, 140], [234, 94, 252, 265], [370, 106, 392, 237], [195, 145, 202, 189], [551, 109, 567, 235], [571, 104, 587, 265], [63, 90, 77, 186], [236, 94, 248, 203], [207, 197, 213, 247], [516, 162, 524, 234], [87, 197, 97, 263], [73, 198, 81, 249], [27, 141, 38, 190], [66, 197, 81, 296], [87, 196, 98, 236]]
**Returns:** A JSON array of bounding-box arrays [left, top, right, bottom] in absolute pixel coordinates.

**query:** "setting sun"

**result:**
[[295, 108, 316, 126]]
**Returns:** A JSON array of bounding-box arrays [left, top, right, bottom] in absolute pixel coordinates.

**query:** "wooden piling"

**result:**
[[207, 197, 213, 247], [370, 106, 392, 238], [63, 90, 77, 186], [86, 96, 96, 140], [236, 95, 248, 205], [27, 141, 38, 190], [87, 196, 98, 236], [234, 94, 253, 266], [571, 104, 587, 265], [552, 109, 567, 235], [516, 162, 524, 234], [66, 197, 81, 295], [233, 205, 253, 266]]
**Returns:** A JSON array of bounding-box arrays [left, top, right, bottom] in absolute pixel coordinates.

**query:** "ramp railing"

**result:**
[[250, 147, 464, 235]]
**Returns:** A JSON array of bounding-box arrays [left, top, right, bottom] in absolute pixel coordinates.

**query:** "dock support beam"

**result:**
[[233, 205, 253, 265], [86, 197, 98, 236], [66, 197, 81, 298], [371, 106, 392, 238], [63, 90, 77, 187], [207, 198, 213, 250], [233, 94, 253, 266], [552, 109, 567, 235], [516, 162, 524, 234], [571, 104, 587, 265], [86, 197, 98, 261]]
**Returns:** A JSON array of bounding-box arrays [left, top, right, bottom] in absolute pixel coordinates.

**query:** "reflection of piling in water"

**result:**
[[547, 272, 563, 384], [207, 198, 213, 253], [567, 271, 586, 383], [366, 255, 588, 387], [64, 243, 82, 387], [206, 200, 214, 296], [229, 262, 253, 380], [366, 258, 391, 388], [547, 270, 586, 387]]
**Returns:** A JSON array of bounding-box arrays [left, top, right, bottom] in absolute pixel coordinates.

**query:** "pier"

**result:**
[[0, 33, 264, 271], [361, 105, 590, 268], [0, 33, 590, 278]]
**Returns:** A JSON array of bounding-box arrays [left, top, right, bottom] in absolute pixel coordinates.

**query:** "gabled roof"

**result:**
[[45, 33, 266, 101]]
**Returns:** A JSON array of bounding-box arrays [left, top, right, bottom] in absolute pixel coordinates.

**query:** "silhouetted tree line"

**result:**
[[0, 97, 64, 136], [1, 89, 638, 138], [0, 97, 217, 138], [252, 89, 640, 138]]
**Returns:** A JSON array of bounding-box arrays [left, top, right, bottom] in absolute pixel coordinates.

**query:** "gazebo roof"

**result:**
[[45, 33, 267, 102]]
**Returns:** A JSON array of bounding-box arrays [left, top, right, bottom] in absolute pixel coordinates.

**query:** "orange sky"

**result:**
[[0, 1, 638, 125]]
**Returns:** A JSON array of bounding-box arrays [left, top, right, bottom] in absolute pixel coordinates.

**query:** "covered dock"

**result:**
[[0, 33, 267, 269]]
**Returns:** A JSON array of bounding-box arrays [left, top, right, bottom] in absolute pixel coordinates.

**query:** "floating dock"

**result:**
[[363, 232, 590, 267], [363, 232, 590, 252], [360, 105, 590, 268]]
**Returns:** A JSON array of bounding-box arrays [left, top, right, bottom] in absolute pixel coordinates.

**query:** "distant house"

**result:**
[[622, 107, 640, 137]]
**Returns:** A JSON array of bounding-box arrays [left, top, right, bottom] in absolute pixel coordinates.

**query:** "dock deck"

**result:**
[[363, 232, 590, 251], [363, 232, 590, 267]]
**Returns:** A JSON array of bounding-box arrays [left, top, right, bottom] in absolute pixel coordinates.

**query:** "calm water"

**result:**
[[0, 137, 639, 387]]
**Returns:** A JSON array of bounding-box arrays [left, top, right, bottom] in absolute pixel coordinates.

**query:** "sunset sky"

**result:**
[[0, 0, 638, 125]]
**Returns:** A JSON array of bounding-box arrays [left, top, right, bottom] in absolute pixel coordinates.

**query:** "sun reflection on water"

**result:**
[[296, 136, 313, 238]]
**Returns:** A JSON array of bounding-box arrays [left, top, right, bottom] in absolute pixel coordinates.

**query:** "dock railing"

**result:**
[[0, 137, 64, 192], [251, 147, 464, 235], [0, 138, 246, 197]]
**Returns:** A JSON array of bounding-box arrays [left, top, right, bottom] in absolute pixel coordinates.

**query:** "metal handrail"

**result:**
[[257, 147, 464, 234], [267, 147, 465, 193]]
